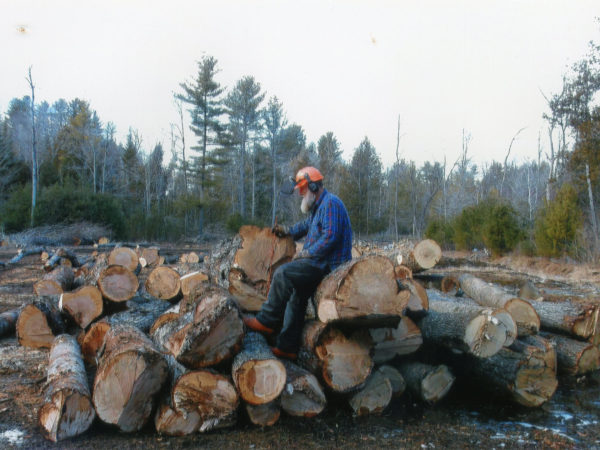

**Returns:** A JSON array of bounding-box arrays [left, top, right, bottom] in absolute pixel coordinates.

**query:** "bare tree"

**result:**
[[500, 127, 526, 196], [25, 67, 37, 227]]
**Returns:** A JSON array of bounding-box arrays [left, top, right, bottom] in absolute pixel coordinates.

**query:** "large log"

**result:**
[[399, 279, 429, 317], [16, 296, 66, 349], [145, 266, 181, 302], [180, 271, 209, 298], [108, 246, 141, 274], [394, 239, 442, 273], [81, 295, 172, 365], [458, 273, 540, 336], [367, 316, 423, 364], [245, 401, 280, 427], [0, 308, 20, 337], [93, 324, 168, 432], [398, 361, 455, 404], [59, 285, 103, 329], [97, 265, 139, 303], [206, 226, 296, 311], [38, 334, 95, 442], [348, 369, 393, 416], [541, 332, 600, 375], [34, 265, 74, 296], [298, 321, 373, 393], [529, 299, 600, 343], [376, 365, 406, 397], [232, 332, 287, 405], [280, 360, 327, 418], [315, 256, 411, 323], [151, 288, 244, 368]]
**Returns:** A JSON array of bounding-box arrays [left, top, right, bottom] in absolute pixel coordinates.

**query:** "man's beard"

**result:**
[[300, 191, 316, 214]]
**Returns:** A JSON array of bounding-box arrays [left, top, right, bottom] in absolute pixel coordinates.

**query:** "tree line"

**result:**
[[1, 32, 599, 260]]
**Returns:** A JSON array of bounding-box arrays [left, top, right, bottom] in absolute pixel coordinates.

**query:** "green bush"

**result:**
[[451, 202, 491, 250], [534, 183, 582, 257], [481, 203, 523, 257], [424, 218, 454, 247], [0, 184, 32, 232], [225, 213, 265, 234]]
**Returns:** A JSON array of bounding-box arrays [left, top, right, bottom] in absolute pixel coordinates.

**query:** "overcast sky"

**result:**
[[1, 0, 598, 169]]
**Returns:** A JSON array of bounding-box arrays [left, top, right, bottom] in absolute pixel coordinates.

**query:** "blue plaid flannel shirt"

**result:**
[[288, 189, 353, 271]]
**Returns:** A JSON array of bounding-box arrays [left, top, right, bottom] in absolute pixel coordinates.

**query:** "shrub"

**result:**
[[424, 218, 454, 247], [451, 202, 491, 250], [0, 184, 32, 232], [481, 203, 523, 257]]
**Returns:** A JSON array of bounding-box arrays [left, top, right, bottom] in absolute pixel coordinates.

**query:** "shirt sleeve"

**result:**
[[305, 198, 342, 259], [288, 217, 310, 240]]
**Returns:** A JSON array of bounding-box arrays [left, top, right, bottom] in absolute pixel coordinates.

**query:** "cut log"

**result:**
[[395, 239, 442, 273], [151, 288, 244, 368], [398, 278, 429, 316], [93, 324, 168, 432], [180, 271, 210, 298], [463, 335, 558, 407], [44, 248, 82, 272], [348, 369, 393, 416], [541, 332, 600, 375], [81, 295, 172, 365], [108, 246, 141, 274], [376, 365, 406, 397], [140, 247, 160, 267], [16, 297, 66, 349], [398, 362, 455, 404], [458, 273, 540, 336], [59, 285, 103, 329], [206, 226, 296, 311], [315, 256, 411, 323], [97, 265, 139, 303], [232, 332, 287, 405], [245, 401, 280, 426], [413, 274, 459, 295], [394, 265, 413, 280], [427, 289, 517, 347], [528, 299, 600, 342], [519, 280, 543, 301], [38, 334, 95, 442], [0, 308, 20, 337], [367, 316, 423, 364], [145, 266, 181, 302], [34, 266, 74, 296], [299, 322, 373, 393], [280, 360, 327, 418]]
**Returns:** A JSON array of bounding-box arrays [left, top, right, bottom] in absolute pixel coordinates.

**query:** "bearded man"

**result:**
[[243, 166, 353, 359]]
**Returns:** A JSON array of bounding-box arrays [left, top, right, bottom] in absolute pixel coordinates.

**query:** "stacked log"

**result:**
[[394, 239, 442, 273], [34, 266, 74, 296], [280, 360, 327, 418], [59, 285, 103, 329], [145, 266, 182, 302], [398, 361, 455, 404], [0, 308, 20, 337], [108, 246, 141, 274], [97, 265, 138, 303], [16, 296, 66, 349]]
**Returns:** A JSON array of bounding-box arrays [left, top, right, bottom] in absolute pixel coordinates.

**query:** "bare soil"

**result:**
[[1, 247, 599, 449]]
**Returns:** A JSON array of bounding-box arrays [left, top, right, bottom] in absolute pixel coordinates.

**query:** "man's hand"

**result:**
[[293, 249, 311, 260], [272, 224, 289, 238]]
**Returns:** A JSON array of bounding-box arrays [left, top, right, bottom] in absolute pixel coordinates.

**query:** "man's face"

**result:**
[[300, 187, 316, 214]]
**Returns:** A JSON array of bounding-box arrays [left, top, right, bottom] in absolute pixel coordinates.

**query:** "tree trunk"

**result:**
[[280, 360, 327, 418], [413, 273, 459, 295], [398, 362, 455, 404], [298, 322, 373, 393], [541, 332, 600, 375], [16, 296, 66, 349], [205, 226, 296, 311], [92, 324, 168, 432], [38, 334, 95, 442], [366, 316, 423, 364], [245, 401, 280, 426], [44, 248, 83, 272], [458, 273, 540, 336], [59, 285, 103, 329], [145, 266, 181, 302], [315, 256, 411, 324], [232, 332, 287, 405], [151, 288, 244, 368], [108, 246, 141, 274], [394, 239, 442, 273], [0, 308, 20, 337], [348, 369, 393, 416], [529, 299, 600, 343], [34, 266, 74, 296], [97, 265, 139, 303]]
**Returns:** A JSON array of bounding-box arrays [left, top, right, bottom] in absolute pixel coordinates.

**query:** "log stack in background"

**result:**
[[6, 231, 600, 444]]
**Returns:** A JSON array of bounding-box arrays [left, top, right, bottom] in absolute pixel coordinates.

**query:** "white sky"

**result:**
[[1, 0, 598, 168]]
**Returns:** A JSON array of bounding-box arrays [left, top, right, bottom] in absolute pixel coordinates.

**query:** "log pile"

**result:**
[[4, 231, 600, 443]]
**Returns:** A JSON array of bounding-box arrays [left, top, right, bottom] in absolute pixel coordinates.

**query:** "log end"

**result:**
[[236, 359, 287, 405], [38, 390, 95, 442]]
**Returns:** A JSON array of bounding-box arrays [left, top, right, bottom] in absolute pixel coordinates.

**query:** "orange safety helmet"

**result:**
[[294, 167, 324, 194]]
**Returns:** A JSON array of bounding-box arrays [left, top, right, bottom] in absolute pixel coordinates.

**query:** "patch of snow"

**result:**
[[0, 429, 25, 445]]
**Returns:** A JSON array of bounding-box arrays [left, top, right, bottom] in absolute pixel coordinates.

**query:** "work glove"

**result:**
[[293, 249, 311, 260], [272, 224, 289, 238]]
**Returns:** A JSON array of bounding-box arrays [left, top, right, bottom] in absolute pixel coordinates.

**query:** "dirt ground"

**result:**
[[1, 246, 600, 449]]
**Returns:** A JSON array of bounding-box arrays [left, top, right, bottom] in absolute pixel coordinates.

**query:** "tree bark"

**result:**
[[0, 308, 21, 337], [458, 273, 540, 336], [145, 266, 181, 302], [93, 324, 168, 432], [38, 334, 95, 442], [398, 361, 455, 404], [232, 332, 287, 405], [280, 360, 327, 418], [97, 265, 139, 303], [315, 256, 410, 324], [541, 332, 600, 375], [529, 299, 600, 342], [59, 285, 103, 329]]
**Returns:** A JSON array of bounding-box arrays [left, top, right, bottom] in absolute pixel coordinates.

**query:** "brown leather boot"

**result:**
[[271, 347, 297, 360], [243, 316, 274, 336]]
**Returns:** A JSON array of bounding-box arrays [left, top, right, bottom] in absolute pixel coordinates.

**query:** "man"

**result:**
[[244, 166, 353, 359]]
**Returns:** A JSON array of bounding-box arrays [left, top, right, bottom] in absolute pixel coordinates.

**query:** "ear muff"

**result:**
[[304, 173, 319, 193]]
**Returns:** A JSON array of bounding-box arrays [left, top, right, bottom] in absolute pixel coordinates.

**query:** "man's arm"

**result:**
[[288, 217, 310, 240]]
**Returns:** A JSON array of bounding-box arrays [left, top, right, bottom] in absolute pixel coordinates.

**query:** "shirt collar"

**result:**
[[311, 189, 328, 214]]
